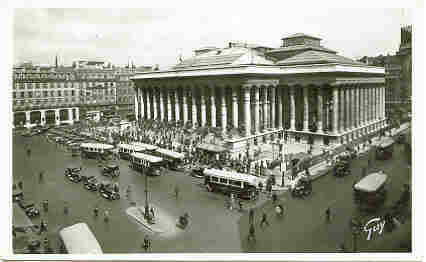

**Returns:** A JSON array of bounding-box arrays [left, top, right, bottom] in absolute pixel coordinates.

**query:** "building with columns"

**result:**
[[132, 33, 386, 149]]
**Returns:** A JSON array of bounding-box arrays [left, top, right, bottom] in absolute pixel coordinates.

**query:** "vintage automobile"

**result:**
[[333, 156, 351, 177], [18, 200, 40, 218], [66, 173, 82, 183], [82, 176, 98, 191], [99, 183, 120, 201], [353, 172, 388, 212], [291, 177, 312, 198], [101, 164, 120, 178], [65, 167, 82, 176], [176, 213, 190, 229]]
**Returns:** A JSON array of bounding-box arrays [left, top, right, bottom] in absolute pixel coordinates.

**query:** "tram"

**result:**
[[155, 147, 185, 171], [117, 143, 146, 160], [376, 137, 395, 160], [203, 168, 259, 200], [80, 143, 114, 159], [130, 152, 165, 176]]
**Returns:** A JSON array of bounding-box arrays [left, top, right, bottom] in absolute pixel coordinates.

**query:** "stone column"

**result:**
[[134, 94, 139, 121], [289, 86, 296, 130], [243, 86, 251, 137], [339, 88, 345, 133], [375, 86, 380, 122], [361, 86, 366, 125], [317, 88, 323, 133], [152, 89, 158, 120], [262, 87, 268, 131], [355, 86, 360, 127], [382, 86, 386, 120], [345, 87, 350, 131], [332, 87, 339, 134], [232, 86, 238, 129], [192, 86, 197, 126], [270, 86, 276, 128], [277, 87, 283, 128], [40, 110, 46, 126], [174, 88, 180, 122], [68, 108, 74, 122], [182, 89, 188, 124], [351, 86, 356, 129], [140, 89, 145, 119], [75, 107, 79, 121], [369, 86, 373, 123], [221, 87, 227, 133], [167, 89, 172, 122], [303, 86, 309, 131], [210, 88, 216, 127], [254, 86, 260, 133], [200, 87, 207, 127], [159, 89, 165, 121], [54, 109, 60, 126], [146, 89, 151, 119]]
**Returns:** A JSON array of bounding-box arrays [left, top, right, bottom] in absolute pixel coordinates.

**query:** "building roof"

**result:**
[[276, 50, 364, 66], [282, 33, 322, 40], [173, 46, 274, 69]]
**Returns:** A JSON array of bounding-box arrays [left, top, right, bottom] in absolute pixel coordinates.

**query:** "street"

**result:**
[[13, 129, 411, 253]]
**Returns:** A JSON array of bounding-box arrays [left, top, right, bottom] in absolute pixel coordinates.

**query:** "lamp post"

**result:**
[[142, 160, 151, 222]]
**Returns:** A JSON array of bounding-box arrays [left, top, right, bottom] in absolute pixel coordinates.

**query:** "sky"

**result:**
[[13, 8, 412, 69]]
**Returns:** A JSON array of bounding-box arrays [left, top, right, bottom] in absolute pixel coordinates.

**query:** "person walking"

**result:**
[[42, 200, 48, 212], [174, 185, 180, 200], [248, 223, 256, 243], [39, 171, 44, 182], [64, 202, 69, 215], [325, 207, 331, 222], [143, 235, 151, 252], [93, 206, 99, 217], [260, 212, 270, 228], [104, 209, 110, 222], [249, 208, 254, 225], [18, 181, 23, 190]]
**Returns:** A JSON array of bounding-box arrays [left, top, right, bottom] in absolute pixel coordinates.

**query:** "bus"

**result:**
[[155, 147, 185, 171], [132, 142, 158, 153], [59, 223, 103, 254], [203, 168, 259, 200], [376, 137, 395, 160], [117, 143, 147, 160], [130, 152, 165, 176], [80, 143, 114, 159]]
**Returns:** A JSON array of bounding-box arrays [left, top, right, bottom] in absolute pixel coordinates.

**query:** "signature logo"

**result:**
[[363, 217, 386, 240]]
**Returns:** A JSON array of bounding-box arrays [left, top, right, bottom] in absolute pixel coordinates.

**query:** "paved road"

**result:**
[[239, 138, 412, 252], [12, 130, 411, 253]]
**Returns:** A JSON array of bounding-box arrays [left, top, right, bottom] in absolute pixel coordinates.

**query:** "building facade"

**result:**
[[12, 59, 142, 128], [132, 34, 386, 148]]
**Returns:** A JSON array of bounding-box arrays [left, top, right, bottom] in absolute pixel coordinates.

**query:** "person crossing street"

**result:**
[[260, 212, 270, 228]]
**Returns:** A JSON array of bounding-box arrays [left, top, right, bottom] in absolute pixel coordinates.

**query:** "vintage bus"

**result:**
[[130, 152, 165, 176], [117, 143, 147, 160], [80, 143, 114, 159], [376, 137, 395, 160], [353, 172, 388, 212], [132, 142, 158, 153], [155, 147, 185, 171], [203, 168, 259, 200], [59, 223, 103, 254]]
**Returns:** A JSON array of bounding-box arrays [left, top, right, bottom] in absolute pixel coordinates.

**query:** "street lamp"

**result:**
[[141, 160, 151, 222]]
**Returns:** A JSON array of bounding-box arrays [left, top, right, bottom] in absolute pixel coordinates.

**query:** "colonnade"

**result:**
[[134, 81, 386, 144]]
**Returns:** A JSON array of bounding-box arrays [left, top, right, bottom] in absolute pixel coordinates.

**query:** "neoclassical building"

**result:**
[[132, 33, 386, 147]]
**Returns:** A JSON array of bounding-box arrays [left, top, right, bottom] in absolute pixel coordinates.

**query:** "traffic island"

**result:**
[[126, 204, 179, 238]]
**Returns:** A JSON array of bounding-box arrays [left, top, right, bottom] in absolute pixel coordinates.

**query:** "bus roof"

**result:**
[[354, 172, 388, 192], [118, 143, 146, 151], [80, 143, 114, 150], [156, 147, 185, 159], [132, 142, 158, 151], [13, 203, 33, 229], [203, 168, 259, 185], [197, 143, 227, 153], [379, 137, 395, 148], [59, 223, 103, 254], [131, 152, 163, 163]]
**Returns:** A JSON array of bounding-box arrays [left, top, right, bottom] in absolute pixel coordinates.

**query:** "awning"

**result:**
[[197, 143, 228, 153]]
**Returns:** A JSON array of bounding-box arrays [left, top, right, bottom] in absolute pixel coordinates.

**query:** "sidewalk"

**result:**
[[267, 122, 410, 192]]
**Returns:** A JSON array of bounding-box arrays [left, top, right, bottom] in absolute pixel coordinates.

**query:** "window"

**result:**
[[35, 83, 40, 89], [64, 90, 68, 96], [43, 91, 48, 97], [211, 176, 218, 182], [28, 91, 33, 98], [230, 180, 242, 187], [20, 92, 24, 98], [58, 90, 62, 96], [219, 178, 227, 184], [71, 90, 75, 96]]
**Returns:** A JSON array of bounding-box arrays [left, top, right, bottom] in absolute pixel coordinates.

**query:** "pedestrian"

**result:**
[[150, 207, 155, 218], [248, 223, 256, 243], [143, 235, 151, 252], [104, 209, 110, 222], [39, 171, 44, 182], [174, 185, 180, 200], [260, 212, 269, 228], [367, 158, 372, 169], [249, 208, 254, 225], [325, 207, 331, 222], [272, 192, 278, 204], [64, 202, 69, 215], [18, 181, 23, 190], [93, 206, 99, 217], [238, 200, 243, 212], [42, 200, 48, 212], [258, 182, 263, 193]]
